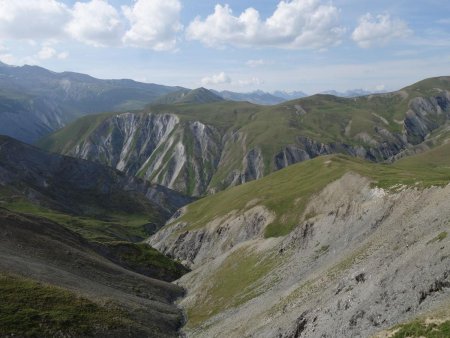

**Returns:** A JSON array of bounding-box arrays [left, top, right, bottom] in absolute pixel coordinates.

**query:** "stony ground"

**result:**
[[151, 173, 450, 337]]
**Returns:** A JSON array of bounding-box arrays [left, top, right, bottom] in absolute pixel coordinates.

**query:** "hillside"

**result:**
[[148, 144, 450, 337], [0, 135, 193, 241], [39, 76, 450, 196], [153, 88, 224, 105], [0, 208, 185, 337], [0, 62, 181, 143], [0, 135, 196, 336]]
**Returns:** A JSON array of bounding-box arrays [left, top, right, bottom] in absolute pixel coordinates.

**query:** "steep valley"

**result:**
[[0, 136, 193, 337], [39, 76, 450, 197]]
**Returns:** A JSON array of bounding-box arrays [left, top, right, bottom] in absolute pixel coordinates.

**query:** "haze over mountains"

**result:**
[[0, 62, 388, 144]]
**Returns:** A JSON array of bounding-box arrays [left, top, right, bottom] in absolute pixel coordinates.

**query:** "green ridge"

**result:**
[[172, 142, 450, 238]]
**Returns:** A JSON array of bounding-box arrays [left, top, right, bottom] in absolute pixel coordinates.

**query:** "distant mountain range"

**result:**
[[0, 61, 182, 143], [0, 62, 392, 143], [320, 88, 387, 97]]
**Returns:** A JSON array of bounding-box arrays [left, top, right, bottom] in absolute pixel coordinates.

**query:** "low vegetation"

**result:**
[[186, 247, 277, 327], [390, 319, 450, 338], [171, 143, 450, 238], [428, 231, 448, 244], [0, 274, 128, 337], [101, 241, 189, 281]]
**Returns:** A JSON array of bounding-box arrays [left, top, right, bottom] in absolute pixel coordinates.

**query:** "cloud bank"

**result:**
[[186, 0, 345, 49], [0, 0, 182, 51]]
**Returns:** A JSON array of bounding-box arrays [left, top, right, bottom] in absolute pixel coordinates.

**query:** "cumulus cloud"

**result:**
[[0, 0, 182, 51], [66, 0, 123, 47], [122, 0, 182, 50], [201, 72, 231, 85], [352, 13, 412, 48], [0, 0, 70, 40], [186, 0, 344, 49]]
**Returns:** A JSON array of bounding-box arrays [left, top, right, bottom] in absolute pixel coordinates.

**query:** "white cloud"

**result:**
[[66, 0, 123, 47], [201, 72, 231, 85], [57, 51, 69, 59], [0, 0, 182, 51], [37, 46, 69, 60], [352, 13, 412, 48], [186, 0, 344, 49], [246, 59, 266, 67], [37, 46, 57, 59], [237, 77, 263, 86], [122, 0, 182, 51], [0, 53, 15, 64], [0, 0, 69, 40]]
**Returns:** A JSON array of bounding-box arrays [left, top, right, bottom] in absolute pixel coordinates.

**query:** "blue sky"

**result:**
[[0, 0, 449, 93]]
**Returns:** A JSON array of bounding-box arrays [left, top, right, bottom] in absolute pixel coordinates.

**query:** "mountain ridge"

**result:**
[[0, 62, 183, 143], [39, 76, 450, 196]]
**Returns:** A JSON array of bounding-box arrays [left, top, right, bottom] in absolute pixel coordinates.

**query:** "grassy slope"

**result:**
[[171, 142, 450, 238], [0, 189, 155, 243], [0, 274, 129, 337], [181, 142, 450, 330], [186, 246, 278, 327], [99, 241, 189, 282], [38, 77, 450, 189], [0, 192, 190, 282], [390, 320, 450, 338], [37, 111, 120, 153]]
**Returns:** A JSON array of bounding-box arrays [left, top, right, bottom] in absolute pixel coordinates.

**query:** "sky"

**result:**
[[0, 0, 449, 94]]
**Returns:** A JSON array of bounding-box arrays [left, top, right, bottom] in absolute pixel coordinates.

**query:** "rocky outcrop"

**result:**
[[404, 93, 450, 144], [69, 113, 222, 196], [243, 148, 265, 183], [149, 205, 275, 268], [158, 173, 450, 337]]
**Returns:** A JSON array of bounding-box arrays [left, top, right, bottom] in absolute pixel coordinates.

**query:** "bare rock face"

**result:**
[[69, 113, 223, 196], [149, 205, 275, 268], [150, 173, 450, 338]]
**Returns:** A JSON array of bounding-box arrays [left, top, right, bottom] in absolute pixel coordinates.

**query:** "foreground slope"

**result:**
[[39, 76, 450, 196], [0, 136, 194, 336], [0, 208, 185, 337], [0, 62, 181, 143], [149, 144, 450, 337]]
